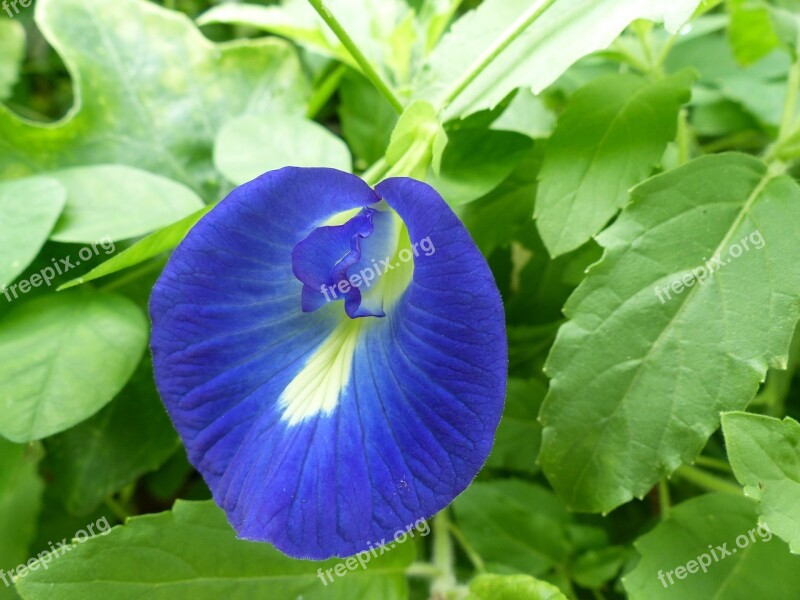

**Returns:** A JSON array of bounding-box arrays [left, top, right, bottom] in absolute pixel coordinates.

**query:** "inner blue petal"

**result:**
[[292, 206, 397, 319]]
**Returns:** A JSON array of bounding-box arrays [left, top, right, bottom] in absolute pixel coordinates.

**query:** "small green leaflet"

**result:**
[[14, 501, 415, 600], [535, 70, 695, 257], [722, 411, 800, 554], [539, 153, 800, 513], [624, 494, 800, 598], [0, 290, 148, 442], [214, 114, 352, 186], [467, 574, 567, 600], [49, 165, 204, 243], [415, 0, 704, 119], [0, 177, 66, 288], [0, 20, 25, 101], [0, 0, 308, 196]]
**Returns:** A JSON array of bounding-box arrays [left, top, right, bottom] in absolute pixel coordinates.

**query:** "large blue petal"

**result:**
[[150, 168, 507, 559]]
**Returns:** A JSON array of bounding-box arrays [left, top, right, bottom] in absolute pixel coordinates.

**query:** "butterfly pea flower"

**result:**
[[149, 168, 507, 559]]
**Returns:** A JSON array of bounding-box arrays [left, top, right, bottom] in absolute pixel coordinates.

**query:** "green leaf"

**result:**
[[0, 290, 148, 442], [427, 128, 532, 206], [57, 204, 213, 291], [416, 0, 704, 119], [467, 574, 567, 600], [535, 70, 695, 257], [385, 100, 447, 180], [48, 165, 204, 243], [0, 0, 308, 197], [213, 114, 352, 186], [14, 500, 415, 599], [623, 494, 800, 598], [339, 71, 398, 168], [539, 153, 800, 513], [490, 90, 555, 139], [0, 177, 66, 288], [0, 440, 43, 600], [486, 378, 544, 474], [453, 480, 572, 576], [728, 0, 782, 66], [43, 356, 179, 516], [0, 20, 25, 101], [722, 411, 800, 553]]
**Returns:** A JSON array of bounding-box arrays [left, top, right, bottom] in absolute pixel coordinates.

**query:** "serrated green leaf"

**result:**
[[57, 204, 213, 291], [43, 357, 179, 516], [48, 165, 204, 243], [0, 0, 308, 197], [0, 290, 148, 442], [416, 0, 703, 119], [214, 114, 351, 186], [486, 378, 544, 474], [535, 70, 694, 257], [0, 177, 66, 289], [467, 574, 567, 600], [453, 480, 572, 576], [540, 153, 800, 513], [623, 494, 800, 599], [0, 440, 43, 600], [0, 20, 25, 101], [14, 500, 415, 600], [722, 411, 800, 553]]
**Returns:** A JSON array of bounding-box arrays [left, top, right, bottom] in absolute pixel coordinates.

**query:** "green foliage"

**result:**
[[467, 574, 567, 600]]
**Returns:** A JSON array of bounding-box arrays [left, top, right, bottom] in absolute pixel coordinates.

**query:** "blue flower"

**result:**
[[150, 168, 507, 559]]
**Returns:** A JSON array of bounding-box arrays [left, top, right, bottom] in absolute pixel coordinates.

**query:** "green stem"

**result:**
[[306, 63, 347, 119], [406, 562, 442, 578], [449, 521, 486, 573], [104, 496, 131, 521], [694, 455, 732, 473], [659, 478, 671, 520], [440, 0, 559, 110], [677, 107, 691, 166], [779, 57, 800, 142], [430, 510, 458, 596], [362, 157, 390, 186], [675, 465, 742, 496], [307, 0, 404, 115]]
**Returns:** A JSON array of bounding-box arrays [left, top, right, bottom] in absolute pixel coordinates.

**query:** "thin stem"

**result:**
[[675, 465, 742, 496], [306, 63, 347, 119], [659, 478, 671, 520], [779, 57, 800, 142], [406, 562, 442, 578], [307, 0, 404, 115], [430, 510, 457, 596], [362, 157, 390, 186], [449, 521, 486, 573], [104, 496, 131, 521], [694, 455, 732, 473], [677, 108, 691, 166], [440, 0, 559, 110]]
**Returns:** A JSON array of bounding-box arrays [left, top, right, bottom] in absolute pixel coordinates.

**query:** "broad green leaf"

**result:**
[[48, 165, 204, 243], [0, 290, 148, 442], [427, 129, 532, 206], [198, 0, 411, 81], [722, 411, 800, 553], [57, 204, 213, 291], [467, 574, 567, 600], [43, 357, 179, 516], [486, 378, 545, 474], [0, 20, 25, 101], [0, 440, 43, 600], [535, 70, 694, 257], [624, 494, 800, 598], [539, 153, 800, 513], [415, 0, 704, 119], [728, 0, 781, 65], [214, 114, 351, 186], [0, 177, 66, 288], [339, 71, 398, 168], [491, 90, 555, 139], [0, 0, 308, 196], [14, 500, 415, 599], [453, 480, 571, 576]]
